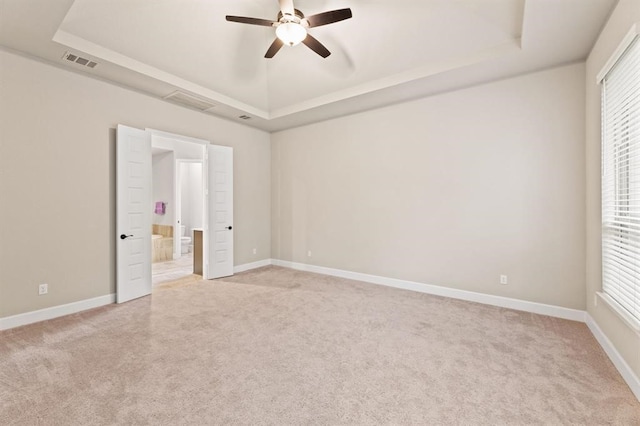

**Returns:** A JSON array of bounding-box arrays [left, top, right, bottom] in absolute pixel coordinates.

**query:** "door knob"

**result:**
[[226, 226, 233, 230], [120, 234, 133, 240]]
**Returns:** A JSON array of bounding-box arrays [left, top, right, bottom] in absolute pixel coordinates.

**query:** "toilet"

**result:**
[[180, 225, 192, 254]]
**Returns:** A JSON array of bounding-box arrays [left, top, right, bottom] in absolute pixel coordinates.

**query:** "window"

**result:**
[[601, 29, 640, 323]]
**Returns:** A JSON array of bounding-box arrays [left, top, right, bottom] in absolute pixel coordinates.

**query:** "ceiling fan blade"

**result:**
[[225, 15, 276, 27], [302, 34, 331, 58], [305, 8, 352, 28], [265, 38, 284, 58], [278, 0, 295, 16]]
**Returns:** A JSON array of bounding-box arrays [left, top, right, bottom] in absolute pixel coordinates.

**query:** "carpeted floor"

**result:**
[[1, 266, 639, 425]]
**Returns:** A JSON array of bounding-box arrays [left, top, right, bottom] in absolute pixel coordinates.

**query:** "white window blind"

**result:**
[[601, 33, 640, 323]]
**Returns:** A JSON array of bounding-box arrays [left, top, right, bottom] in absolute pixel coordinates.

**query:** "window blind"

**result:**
[[602, 34, 640, 323]]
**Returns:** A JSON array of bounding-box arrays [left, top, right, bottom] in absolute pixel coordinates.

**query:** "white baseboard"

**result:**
[[271, 259, 586, 322], [234, 258, 272, 274], [586, 314, 640, 401], [0, 293, 115, 331], [0, 257, 273, 331]]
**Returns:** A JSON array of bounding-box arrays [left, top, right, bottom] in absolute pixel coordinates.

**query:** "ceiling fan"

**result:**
[[226, 0, 352, 58]]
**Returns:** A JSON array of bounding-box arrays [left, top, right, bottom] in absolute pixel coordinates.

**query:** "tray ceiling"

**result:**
[[0, 0, 617, 131]]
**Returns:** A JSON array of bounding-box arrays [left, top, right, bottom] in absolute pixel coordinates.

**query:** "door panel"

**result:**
[[207, 145, 233, 279], [117, 125, 152, 303]]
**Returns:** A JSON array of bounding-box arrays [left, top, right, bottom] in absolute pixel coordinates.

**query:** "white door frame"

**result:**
[[175, 159, 204, 260], [147, 129, 208, 268], [146, 128, 231, 280]]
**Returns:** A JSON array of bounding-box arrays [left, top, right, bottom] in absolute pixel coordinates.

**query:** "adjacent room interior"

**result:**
[[150, 134, 206, 286], [0, 0, 639, 423]]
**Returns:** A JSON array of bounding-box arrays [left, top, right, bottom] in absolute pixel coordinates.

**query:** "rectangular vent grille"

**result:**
[[62, 52, 98, 68], [163, 91, 216, 111], [239, 115, 251, 120]]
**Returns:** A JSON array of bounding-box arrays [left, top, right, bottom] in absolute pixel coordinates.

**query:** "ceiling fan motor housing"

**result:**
[[277, 9, 305, 24]]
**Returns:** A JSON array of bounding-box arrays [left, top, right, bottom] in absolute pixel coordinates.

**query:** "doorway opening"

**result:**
[[116, 125, 234, 303], [150, 134, 205, 287]]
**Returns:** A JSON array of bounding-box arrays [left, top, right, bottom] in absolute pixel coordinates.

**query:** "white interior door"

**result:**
[[207, 145, 233, 279], [174, 160, 182, 260], [116, 125, 152, 303]]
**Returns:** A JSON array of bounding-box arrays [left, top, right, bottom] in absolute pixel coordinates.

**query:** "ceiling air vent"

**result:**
[[163, 91, 216, 111], [62, 51, 98, 68], [239, 115, 251, 120]]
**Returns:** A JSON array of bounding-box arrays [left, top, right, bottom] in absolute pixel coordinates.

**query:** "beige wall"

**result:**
[[272, 63, 586, 309], [585, 0, 640, 381], [152, 152, 175, 227], [0, 50, 271, 318]]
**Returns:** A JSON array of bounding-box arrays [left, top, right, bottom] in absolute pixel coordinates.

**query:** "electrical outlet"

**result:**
[[38, 283, 48, 295], [307, 250, 312, 257], [252, 248, 257, 255], [500, 275, 508, 285]]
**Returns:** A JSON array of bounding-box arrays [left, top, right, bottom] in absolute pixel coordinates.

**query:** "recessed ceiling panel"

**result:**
[[57, 0, 523, 114], [0, 0, 617, 130]]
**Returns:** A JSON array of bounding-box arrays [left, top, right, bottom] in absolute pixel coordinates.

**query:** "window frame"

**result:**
[[598, 23, 640, 330]]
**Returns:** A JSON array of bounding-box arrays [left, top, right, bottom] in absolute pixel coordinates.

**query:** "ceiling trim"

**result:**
[[53, 4, 524, 123], [269, 38, 522, 119]]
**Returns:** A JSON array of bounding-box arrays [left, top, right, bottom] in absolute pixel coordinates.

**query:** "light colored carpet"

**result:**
[[1, 266, 639, 425]]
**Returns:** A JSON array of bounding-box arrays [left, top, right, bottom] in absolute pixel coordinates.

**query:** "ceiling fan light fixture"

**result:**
[[226, 4, 352, 58], [276, 22, 307, 46]]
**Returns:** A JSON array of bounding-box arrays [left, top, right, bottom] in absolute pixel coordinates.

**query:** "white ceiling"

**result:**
[[0, 0, 616, 132]]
